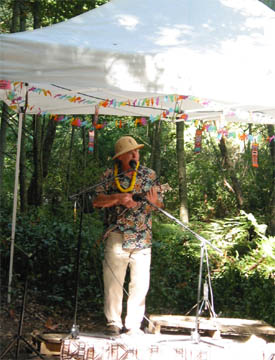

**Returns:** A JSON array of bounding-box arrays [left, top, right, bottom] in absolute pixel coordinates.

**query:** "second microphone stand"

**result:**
[[148, 200, 223, 347]]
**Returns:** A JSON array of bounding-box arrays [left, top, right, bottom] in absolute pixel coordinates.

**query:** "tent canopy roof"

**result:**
[[1, 0, 275, 124]]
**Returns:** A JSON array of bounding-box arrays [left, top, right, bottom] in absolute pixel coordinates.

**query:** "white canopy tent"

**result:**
[[0, 0, 275, 124], [1, 0, 275, 302]]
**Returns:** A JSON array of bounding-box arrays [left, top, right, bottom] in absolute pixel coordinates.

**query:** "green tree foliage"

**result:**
[[260, 0, 275, 11], [0, 0, 109, 32], [149, 212, 274, 325], [1, 117, 274, 326]]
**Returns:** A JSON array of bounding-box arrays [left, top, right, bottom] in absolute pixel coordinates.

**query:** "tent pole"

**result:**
[[8, 111, 23, 304]]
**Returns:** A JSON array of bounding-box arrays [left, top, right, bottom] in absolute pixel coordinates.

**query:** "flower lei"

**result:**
[[114, 161, 140, 192]]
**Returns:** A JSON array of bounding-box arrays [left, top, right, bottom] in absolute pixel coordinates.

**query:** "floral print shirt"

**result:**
[[95, 165, 163, 250]]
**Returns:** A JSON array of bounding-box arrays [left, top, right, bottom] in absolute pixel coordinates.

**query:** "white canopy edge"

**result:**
[[1, 0, 275, 124], [0, 81, 274, 125]]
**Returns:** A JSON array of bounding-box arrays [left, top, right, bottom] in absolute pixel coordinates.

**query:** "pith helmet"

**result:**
[[112, 136, 144, 160]]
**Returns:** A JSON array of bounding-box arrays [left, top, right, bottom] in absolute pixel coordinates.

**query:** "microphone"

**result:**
[[129, 160, 137, 169]]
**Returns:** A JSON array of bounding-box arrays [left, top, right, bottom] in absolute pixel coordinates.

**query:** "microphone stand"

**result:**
[[147, 200, 224, 348], [69, 194, 83, 339]]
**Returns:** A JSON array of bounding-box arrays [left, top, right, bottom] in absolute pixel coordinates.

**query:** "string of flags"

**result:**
[[88, 130, 94, 153], [193, 129, 263, 167], [252, 143, 259, 168], [0, 80, 11, 90], [1, 80, 274, 167], [194, 129, 203, 153], [88, 105, 99, 153], [1, 80, 274, 147], [2, 80, 273, 125], [4, 82, 194, 120]]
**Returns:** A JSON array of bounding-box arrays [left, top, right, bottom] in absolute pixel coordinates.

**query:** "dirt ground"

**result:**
[[0, 295, 106, 360]]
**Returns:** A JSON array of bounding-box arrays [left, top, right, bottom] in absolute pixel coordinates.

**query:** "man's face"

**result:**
[[118, 149, 140, 169]]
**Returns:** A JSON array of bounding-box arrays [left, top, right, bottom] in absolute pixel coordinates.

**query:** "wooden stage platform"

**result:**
[[59, 332, 274, 360], [34, 316, 275, 360], [148, 315, 275, 337]]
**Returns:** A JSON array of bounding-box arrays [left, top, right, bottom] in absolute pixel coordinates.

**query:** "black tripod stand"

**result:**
[[0, 250, 45, 359], [69, 194, 86, 339]]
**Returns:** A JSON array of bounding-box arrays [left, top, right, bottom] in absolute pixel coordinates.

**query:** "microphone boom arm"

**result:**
[[147, 199, 222, 255], [69, 167, 135, 200]]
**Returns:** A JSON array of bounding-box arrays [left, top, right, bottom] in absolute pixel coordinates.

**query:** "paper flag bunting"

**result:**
[[141, 117, 147, 125], [194, 129, 203, 153], [135, 117, 147, 126], [252, 143, 259, 168], [88, 130, 95, 153], [2, 81, 273, 146], [71, 117, 82, 127], [0, 80, 11, 90]]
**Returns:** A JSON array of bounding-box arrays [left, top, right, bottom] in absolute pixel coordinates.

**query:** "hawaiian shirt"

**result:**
[[95, 165, 163, 250]]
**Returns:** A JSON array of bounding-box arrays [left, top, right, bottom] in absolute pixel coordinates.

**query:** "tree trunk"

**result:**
[[219, 136, 244, 209], [66, 126, 75, 197], [150, 121, 162, 176], [11, 0, 20, 32], [32, 0, 42, 29], [27, 116, 57, 206], [267, 125, 275, 235], [176, 121, 189, 223], [90, 0, 96, 9], [82, 126, 87, 169], [28, 115, 43, 206], [19, 0, 27, 32], [0, 103, 9, 206], [42, 118, 57, 178]]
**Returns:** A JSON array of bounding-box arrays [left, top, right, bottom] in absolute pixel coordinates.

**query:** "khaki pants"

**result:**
[[103, 232, 151, 330]]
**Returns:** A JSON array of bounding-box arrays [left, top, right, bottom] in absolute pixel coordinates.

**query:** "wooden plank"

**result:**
[[148, 315, 275, 336], [31, 332, 68, 356]]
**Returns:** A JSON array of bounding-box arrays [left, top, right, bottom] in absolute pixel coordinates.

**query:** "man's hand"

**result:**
[[119, 193, 138, 208], [146, 186, 164, 209], [93, 192, 138, 208], [146, 187, 158, 204]]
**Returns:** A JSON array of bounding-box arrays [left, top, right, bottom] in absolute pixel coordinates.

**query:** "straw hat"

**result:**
[[112, 136, 144, 160]]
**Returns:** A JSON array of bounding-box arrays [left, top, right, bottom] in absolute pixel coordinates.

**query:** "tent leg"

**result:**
[[7, 111, 23, 304]]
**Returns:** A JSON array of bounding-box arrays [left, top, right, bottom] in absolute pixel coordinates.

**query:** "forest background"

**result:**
[[0, 0, 274, 332]]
